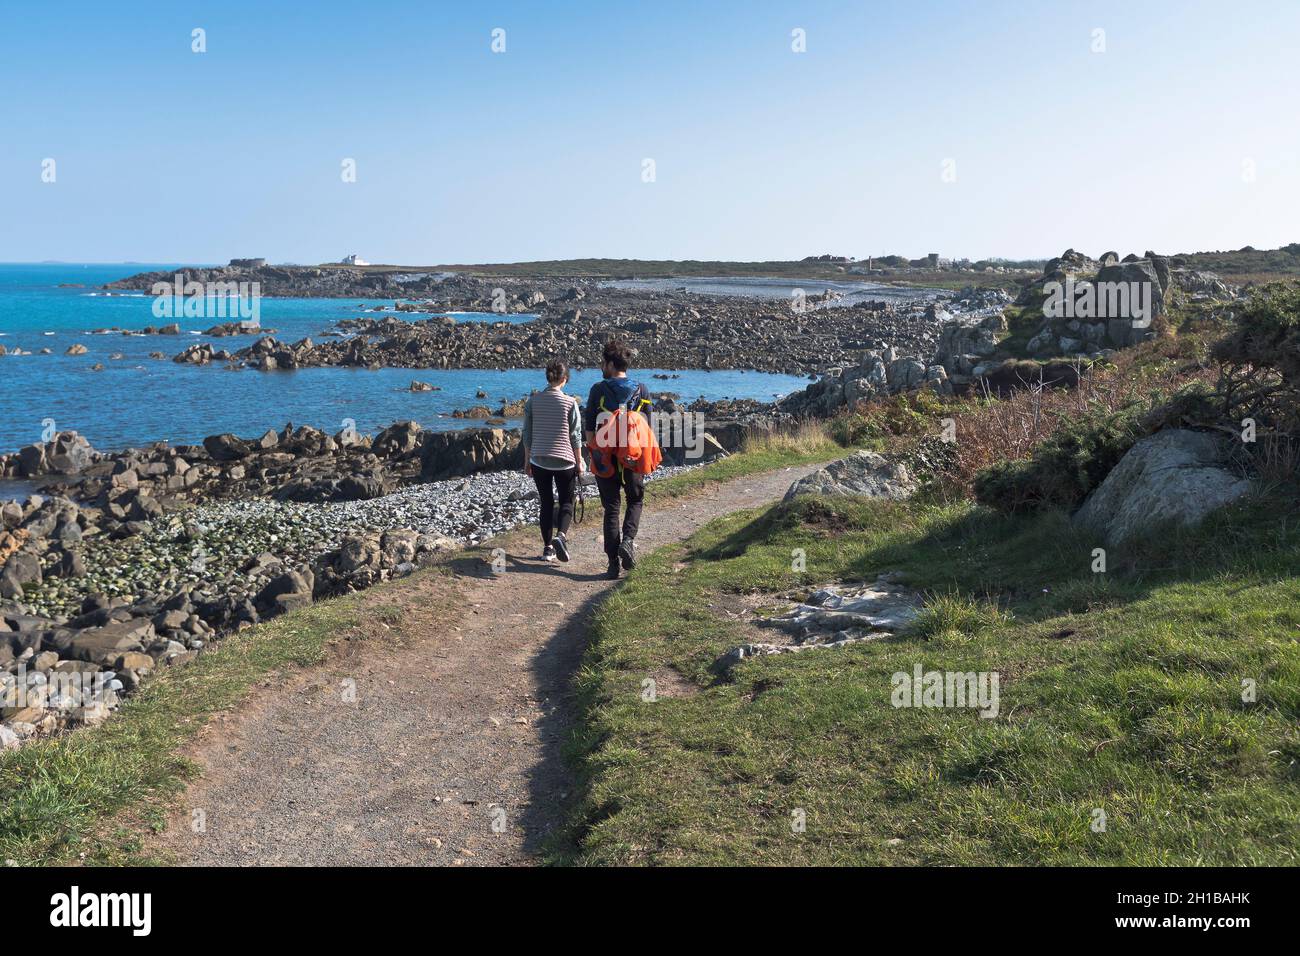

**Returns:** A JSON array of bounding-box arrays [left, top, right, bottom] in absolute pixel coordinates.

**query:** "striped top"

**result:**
[[522, 386, 582, 470]]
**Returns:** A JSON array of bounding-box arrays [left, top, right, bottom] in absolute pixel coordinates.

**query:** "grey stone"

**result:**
[[1073, 429, 1254, 546], [785, 451, 917, 501]]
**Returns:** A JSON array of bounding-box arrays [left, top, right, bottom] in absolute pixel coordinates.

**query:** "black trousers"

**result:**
[[596, 467, 645, 559], [532, 465, 577, 546]]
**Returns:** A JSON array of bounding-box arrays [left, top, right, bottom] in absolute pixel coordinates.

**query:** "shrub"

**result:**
[[1153, 283, 1300, 485], [1209, 282, 1300, 432], [829, 392, 944, 448], [973, 404, 1145, 514]]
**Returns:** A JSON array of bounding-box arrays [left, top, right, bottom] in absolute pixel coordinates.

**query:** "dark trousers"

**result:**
[[532, 465, 577, 546], [596, 467, 645, 559]]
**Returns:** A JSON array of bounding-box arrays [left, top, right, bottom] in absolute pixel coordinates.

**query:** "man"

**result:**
[[584, 339, 652, 580]]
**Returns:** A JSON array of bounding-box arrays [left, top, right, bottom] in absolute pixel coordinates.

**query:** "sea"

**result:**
[[0, 264, 813, 462]]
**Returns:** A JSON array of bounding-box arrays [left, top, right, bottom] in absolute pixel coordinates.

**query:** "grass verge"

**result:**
[[558, 492, 1300, 865], [649, 423, 845, 500]]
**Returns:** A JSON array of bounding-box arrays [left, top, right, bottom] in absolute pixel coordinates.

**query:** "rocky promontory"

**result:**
[[105, 265, 952, 376]]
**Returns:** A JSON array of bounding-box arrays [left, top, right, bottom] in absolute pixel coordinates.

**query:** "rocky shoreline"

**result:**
[[109, 266, 951, 376]]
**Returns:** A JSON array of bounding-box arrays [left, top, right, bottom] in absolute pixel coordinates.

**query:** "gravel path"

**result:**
[[152, 461, 823, 866]]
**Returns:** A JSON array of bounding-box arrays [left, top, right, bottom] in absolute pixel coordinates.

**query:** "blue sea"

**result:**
[[0, 264, 811, 458]]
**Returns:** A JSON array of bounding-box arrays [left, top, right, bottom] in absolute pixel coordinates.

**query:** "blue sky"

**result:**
[[2, 0, 1297, 264]]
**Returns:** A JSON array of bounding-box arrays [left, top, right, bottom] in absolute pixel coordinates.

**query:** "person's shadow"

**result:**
[[447, 551, 608, 583], [446, 542, 620, 857]]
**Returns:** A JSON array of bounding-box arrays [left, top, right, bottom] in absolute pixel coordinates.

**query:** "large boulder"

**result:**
[[373, 421, 423, 458], [256, 569, 314, 615], [1073, 429, 1253, 546], [15, 431, 96, 477], [784, 451, 917, 501], [0, 550, 42, 599], [1093, 259, 1164, 345], [419, 428, 522, 481], [934, 320, 1000, 371], [45, 432, 97, 474], [202, 433, 253, 461], [59, 619, 155, 664]]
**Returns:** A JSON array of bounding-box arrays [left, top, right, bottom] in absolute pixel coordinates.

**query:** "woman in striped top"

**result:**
[[522, 359, 584, 562]]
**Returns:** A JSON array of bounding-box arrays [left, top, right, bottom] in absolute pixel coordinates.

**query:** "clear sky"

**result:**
[[2, 0, 1297, 264]]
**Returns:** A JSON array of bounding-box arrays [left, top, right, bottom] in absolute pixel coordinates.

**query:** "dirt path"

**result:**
[[154, 463, 821, 866]]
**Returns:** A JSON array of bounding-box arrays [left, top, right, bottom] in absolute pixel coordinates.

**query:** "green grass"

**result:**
[[648, 424, 846, 500], [0, 590, 377, 866], [558, 492, 1300, 865]]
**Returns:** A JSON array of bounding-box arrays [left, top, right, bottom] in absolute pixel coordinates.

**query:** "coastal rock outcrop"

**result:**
[[136, 270, 949, 377], [1, 431, 98, 479], [419, 428, 522, 481]]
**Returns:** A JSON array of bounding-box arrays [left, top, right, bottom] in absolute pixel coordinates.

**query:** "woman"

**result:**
[[521, 359, 584, 562]]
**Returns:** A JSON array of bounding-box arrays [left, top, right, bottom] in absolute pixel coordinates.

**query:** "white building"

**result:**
[[340, 254, 370, 266]]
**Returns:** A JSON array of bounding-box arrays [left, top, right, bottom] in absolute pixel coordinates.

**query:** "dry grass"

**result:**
[[944, 342, 1216, 495], [740, 420, 837, 455]]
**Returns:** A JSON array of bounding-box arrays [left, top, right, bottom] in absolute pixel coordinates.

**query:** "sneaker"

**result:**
[[543, 545, 557, 562], [605, 560, 621, 581], [618, 538, 636, 571], [552, 532, 570, 563]]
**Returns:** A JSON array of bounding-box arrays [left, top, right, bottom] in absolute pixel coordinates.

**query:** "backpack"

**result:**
[[588, 384, 663, 478]]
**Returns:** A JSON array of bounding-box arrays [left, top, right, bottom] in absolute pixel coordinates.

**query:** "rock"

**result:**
[[1, 551, 42, 597], [14, 431, 96, 477], [767, 578, 921, 641], [373, 421, 423, 458], [203, 433, 253, 461], [784, 451, 918, 501], [0, 528, 29, 567], [45, 432, 96, 474], [1026, 329, 1055, 354], [0, 724, 19, 751], [934, 321, 999, 368], [718, 574, 921, 669], [65, 343, 88, 355], [76, 701, 112, 726], [61, 619, 155, 664], [419, 428, 522, 481], [1094, 259, 1164, 343], [257, 570, 314, 614], [1073, 429, 1254, 546], [337, 534, 381, 573], [114, 651, 155, 672], [381, 529, 419, 564]]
